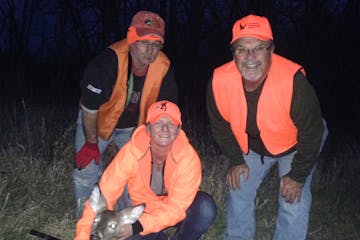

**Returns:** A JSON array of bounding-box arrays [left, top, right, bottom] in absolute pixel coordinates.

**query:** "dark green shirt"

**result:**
[[206, 70, 324, 183]]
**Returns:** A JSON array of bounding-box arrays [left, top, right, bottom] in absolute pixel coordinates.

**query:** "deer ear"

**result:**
[[122, 204, 145, 224], [89, 185, 108, 213]]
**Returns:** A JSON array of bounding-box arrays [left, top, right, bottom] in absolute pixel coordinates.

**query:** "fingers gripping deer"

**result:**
[[89, 185, 145, 240]]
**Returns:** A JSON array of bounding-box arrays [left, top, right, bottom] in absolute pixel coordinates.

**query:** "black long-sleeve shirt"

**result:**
[[80, 47, 178, 128], [207, 70, 324, 183]]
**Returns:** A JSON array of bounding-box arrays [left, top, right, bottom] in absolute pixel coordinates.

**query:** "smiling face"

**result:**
[[232, 36, 274, 91], [148, 116, 180, 148]]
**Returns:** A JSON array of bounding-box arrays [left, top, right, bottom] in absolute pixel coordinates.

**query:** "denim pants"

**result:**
[[129, 191, 217, 240], [224, 122, 328, 240], [71, 111, 134, 218]]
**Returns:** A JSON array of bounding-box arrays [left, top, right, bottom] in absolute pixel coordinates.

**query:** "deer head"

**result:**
[[89, 185, 145, 240]]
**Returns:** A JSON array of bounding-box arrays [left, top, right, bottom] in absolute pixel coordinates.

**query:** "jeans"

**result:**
[[129, 191, 217, 240], [71, 111, 134, 218], [224, 121, 328, 240]]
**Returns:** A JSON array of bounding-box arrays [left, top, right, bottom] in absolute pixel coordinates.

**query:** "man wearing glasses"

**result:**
[[72, 11, 177, 218], [207, 14, 328, 239]]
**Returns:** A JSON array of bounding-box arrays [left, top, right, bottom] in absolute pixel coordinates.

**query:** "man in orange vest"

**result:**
[[72, 11, 178, 218], [75, 101, 217, 240], [207, 14, 328, 239]]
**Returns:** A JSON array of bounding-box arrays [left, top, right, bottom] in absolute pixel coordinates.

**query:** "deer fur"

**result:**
[[89, 185, 145, 240]]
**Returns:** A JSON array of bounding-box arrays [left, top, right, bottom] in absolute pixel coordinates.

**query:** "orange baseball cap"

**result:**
[[127, 11, 165, 44], [231, 14, 273, 44], [146, 101, 182, 126]]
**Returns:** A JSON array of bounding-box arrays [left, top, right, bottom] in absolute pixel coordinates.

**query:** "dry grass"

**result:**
[[0, 103, 359, 240]]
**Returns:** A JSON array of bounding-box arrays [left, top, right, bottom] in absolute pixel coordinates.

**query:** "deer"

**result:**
[[89, 185, 145, 240]]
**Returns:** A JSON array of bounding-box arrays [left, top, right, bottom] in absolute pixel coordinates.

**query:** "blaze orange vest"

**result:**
[[98, 39, 170, 140], [212, 54, 304, 155]]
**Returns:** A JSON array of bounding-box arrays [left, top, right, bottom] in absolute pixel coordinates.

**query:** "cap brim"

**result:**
[[148, 113, 181, 126], [230, 34, 272, 44], [135, 28, 164, 39]]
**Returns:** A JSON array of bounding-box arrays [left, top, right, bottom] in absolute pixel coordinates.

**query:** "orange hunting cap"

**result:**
[[127, 11, 165, 44], [231, 14, 273, 44], [146, 101, 182, 126]]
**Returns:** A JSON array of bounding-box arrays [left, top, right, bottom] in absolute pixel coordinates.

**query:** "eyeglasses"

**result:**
[[231, 43, 272, 56], [136, 40, 163, 50]]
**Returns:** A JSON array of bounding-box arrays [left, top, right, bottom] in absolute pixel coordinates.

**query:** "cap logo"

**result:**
[[246, 22, 260, 29], [146, 100, 181, 126], [144, 18, 161, 28], [160, 102, 167, 111], [231, 15, 273, 44]]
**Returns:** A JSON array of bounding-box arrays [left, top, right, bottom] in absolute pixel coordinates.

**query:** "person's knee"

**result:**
[[279, 198, 311, 220], [71, 165, 102, 199], [72, 162, 102, 180], [194, 191, 217, 223]]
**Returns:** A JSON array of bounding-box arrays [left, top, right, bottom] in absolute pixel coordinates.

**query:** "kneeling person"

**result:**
[[75, 101, 217, 240]]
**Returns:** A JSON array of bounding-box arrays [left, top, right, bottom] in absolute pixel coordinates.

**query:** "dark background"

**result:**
[[1, 2, 359, 236], [0, 0, 359, 133]]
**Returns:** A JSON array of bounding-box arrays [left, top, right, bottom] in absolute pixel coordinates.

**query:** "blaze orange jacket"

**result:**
[[98, 39, 170, 140], [212, 54, 303, 155], [75, 125, 202, 238]]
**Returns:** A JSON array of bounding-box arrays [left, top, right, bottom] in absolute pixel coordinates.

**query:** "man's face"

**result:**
[[130, 40, 163, 67], [148, 116, 179, 147], [232, 37, 274, 84]]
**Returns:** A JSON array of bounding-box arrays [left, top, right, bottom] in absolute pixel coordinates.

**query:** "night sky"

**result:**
[[0, 0, 359, 132]]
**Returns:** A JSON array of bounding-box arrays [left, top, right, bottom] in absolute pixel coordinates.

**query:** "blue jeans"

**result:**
[[224, 121, 328, 240], [71, 111, 134, 218], [129, 191, 217, 240]]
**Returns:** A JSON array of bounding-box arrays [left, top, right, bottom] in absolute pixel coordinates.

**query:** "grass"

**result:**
[[0, 102, 359, 240]]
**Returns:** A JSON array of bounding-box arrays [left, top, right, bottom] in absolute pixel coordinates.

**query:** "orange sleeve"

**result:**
[[74, 201, 96, 239], [74, 144, 134, 239], [99, 145, 135, 209], [139, 147, 202, 235]]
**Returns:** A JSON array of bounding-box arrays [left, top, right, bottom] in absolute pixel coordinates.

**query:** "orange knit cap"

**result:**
[[146, 101, 182, 126], [127, 11, 165, 44], [231, 14, 273, 44]]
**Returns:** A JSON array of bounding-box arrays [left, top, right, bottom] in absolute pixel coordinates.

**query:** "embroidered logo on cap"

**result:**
[[144, 18, 161, 28], [231, 15, 273, 43], [146, 100, 182, 126], [160, 102, 167, 111], [247, 22, 261, 29]]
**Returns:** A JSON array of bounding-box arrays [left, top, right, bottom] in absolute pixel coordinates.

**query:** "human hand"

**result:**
[[227, 163, 249, 190], [280, 175, 304, 204], [116, 223, 133, 240], [75, 142, 100, 170]]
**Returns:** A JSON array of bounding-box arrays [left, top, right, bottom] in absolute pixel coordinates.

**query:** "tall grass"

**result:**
[[0, 102, 359, 239], [0, 102, 76, 239]]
